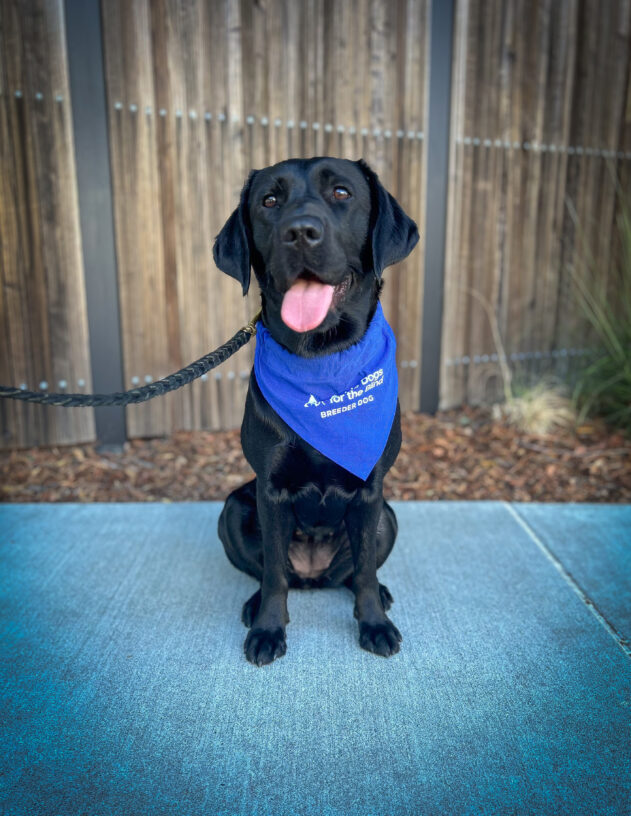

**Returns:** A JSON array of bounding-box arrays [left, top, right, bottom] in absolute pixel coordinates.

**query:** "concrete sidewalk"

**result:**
[[1, 502, 630, 815]]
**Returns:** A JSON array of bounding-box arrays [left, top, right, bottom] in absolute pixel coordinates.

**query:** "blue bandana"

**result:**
[[254, 303, 398, 480]]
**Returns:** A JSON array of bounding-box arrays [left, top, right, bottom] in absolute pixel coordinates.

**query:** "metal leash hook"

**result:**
[[0, 312, 261, 408]]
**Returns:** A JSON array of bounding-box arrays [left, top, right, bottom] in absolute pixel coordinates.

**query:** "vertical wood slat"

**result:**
[[0, 0, 95, 449], [102, 0, 172, 438]]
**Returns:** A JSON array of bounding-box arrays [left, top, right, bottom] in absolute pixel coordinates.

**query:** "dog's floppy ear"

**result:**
[[213, 170, 257, 295], [358, 159, 419, 277]]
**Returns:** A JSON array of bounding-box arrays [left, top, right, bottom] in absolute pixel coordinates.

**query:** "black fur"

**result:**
[[215, 157, 419, 665]]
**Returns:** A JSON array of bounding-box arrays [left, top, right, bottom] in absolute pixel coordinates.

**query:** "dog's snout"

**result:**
[[281, 216, 324, 248]]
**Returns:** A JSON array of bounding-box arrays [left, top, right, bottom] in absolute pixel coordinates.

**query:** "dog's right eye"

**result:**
[[333, 186, 351, 200], [262, 194, 277, 208]]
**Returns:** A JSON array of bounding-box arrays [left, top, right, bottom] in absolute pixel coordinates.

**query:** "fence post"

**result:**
[[419, 0, 455, 414], [64, 0, 126, 448]]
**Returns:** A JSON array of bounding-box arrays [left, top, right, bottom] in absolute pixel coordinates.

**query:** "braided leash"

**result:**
[[0, 312, 261, 407]]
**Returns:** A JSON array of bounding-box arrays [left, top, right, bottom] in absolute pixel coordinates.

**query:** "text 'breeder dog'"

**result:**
[[215, 157, 419, 666]]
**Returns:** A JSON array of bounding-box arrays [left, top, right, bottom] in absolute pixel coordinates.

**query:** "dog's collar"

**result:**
[[254, 303, 398, 480]]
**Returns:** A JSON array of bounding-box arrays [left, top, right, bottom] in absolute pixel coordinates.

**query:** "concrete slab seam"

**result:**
[[503, 502, 631, 660]]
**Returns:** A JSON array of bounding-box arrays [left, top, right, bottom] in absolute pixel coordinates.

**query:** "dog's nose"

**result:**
[[281, 216, 324, 247]]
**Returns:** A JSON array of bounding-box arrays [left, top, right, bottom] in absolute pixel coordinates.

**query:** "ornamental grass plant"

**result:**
[[569, 188, 631, 436]]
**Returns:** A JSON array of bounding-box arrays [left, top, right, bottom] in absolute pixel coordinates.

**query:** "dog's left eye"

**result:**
[[262, 194, 277, 208], [333, 186, 351, 200]]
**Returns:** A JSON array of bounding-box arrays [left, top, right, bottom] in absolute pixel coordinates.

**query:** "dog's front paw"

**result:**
[[244, 627, 287, 666], [359, 618, 402, 657]]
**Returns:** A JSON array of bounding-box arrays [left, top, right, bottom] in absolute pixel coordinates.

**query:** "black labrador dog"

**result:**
[[214, 157, 418, 665]]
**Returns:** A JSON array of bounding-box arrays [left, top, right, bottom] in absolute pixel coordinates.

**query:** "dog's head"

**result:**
[[213, 157, 419, 354]]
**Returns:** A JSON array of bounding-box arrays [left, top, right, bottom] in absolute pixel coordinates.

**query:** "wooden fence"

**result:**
[[442, 0, 631, 406], [0, 0, 629, 449]]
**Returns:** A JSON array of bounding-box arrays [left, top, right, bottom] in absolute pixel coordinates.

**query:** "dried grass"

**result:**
[[464, 287, 578, 436], [494, 382, 577, 436]]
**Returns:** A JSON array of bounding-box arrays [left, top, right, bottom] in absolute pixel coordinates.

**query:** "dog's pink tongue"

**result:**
[[281, 278, 335, 332]]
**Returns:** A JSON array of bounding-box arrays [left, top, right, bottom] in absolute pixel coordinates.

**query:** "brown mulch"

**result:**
[[1, 407, 629, 504]]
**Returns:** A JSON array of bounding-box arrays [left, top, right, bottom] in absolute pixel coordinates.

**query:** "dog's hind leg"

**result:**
[[218, 478, 264, 577], [218, 479, 268, 627], [325, 501, 398, 610], [357, 500, 397, 611], [375, 500, 398, 569]]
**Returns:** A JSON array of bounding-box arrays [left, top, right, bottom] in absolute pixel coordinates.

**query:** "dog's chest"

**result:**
[[291, 479, 351, 534]]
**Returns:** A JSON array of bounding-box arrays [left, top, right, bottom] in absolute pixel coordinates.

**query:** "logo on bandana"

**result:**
[[303, 368, 385, 418]]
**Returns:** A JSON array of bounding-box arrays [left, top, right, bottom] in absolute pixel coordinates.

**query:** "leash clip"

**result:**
[[243, 310, 262, 336]]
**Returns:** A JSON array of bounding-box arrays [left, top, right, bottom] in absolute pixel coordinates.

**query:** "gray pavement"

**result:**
[[1, 502, 630, 815]]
